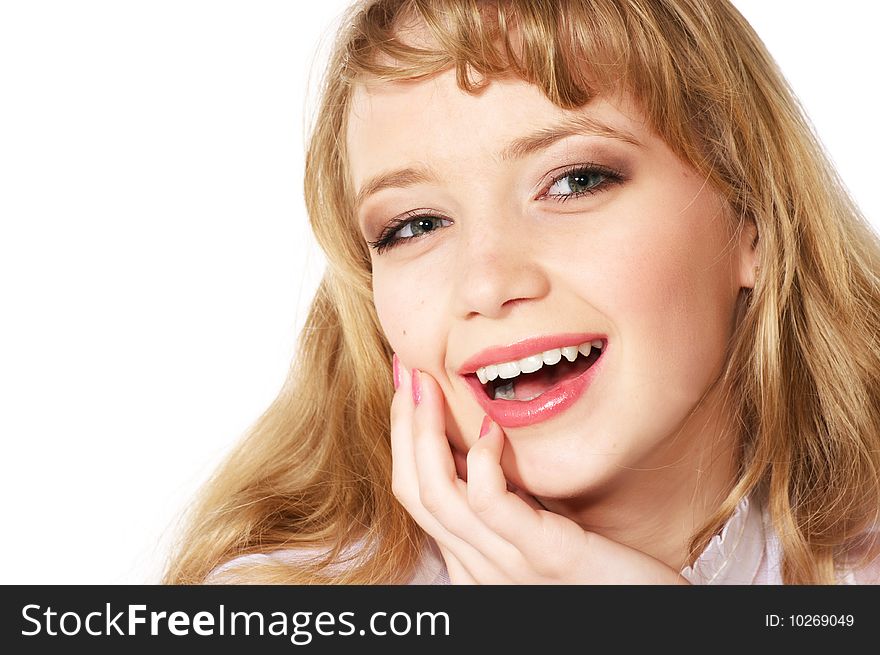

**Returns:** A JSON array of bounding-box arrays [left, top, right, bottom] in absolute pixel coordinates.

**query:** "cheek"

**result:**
[[372, 266, 470, 447], [592, 193, 736, 389], [373, 275, 411, 348], [372, 270, 443, 366]]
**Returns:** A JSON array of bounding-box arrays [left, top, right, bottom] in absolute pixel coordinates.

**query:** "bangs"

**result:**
[[341, 0, 636, 108], [338, 0, 729, 186], [339, 0, 720, 119]]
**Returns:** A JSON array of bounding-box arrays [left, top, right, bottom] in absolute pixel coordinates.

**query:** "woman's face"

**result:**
[[347, 69, 756, 499]]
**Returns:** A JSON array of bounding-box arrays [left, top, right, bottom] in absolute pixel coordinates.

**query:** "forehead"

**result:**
[[345, 69, 644, 193]]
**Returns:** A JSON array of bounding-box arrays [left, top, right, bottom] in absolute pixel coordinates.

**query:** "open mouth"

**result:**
[[468, 341, 604, 402]]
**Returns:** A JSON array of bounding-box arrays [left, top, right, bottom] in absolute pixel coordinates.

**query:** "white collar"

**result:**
[[679, 494, 766, 584]]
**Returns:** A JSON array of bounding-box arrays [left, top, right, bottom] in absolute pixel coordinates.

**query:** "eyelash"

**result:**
[[367, 163, 626, 254]]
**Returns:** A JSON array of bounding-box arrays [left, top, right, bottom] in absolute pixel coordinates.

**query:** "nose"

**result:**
[[452, 216, 551, 319]]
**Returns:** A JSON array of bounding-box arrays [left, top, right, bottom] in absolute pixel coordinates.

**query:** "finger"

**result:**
[[389, 354, 418, 502], [390, 356, 452, 536], [410, 370, 521, 566], [390, 356, 451, 533], [451, 447, 468, 482], [436, 543, 477, 584], [509, 484, 547, 512], [465, 417, 558, 563], [391, 357, 508, 580]]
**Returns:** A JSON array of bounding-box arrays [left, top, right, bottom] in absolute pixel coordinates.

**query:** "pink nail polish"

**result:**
[[411, 369, 422, 405], [392, 353, 400, 390], [479, 415, 493, 438]]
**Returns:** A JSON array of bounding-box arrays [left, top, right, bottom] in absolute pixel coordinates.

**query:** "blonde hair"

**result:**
[[163, 0, 880, 585]]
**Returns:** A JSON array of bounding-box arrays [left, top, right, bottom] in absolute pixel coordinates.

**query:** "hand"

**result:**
[[390, 354, 691, 585]]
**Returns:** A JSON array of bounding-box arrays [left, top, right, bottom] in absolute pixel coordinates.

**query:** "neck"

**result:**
[[537, 385, 739, 572]]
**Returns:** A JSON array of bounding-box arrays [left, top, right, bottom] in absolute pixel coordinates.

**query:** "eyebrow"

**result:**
[[353, 114, 641, 213]]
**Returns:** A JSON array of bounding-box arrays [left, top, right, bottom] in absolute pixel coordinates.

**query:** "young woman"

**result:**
[[164, 0, 880, 585]]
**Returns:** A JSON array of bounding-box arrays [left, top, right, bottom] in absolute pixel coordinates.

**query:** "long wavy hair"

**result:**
[[163, 0, 880, 585]]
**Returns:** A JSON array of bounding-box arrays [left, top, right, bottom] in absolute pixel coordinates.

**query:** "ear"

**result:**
[[737, 219, 759, 290]]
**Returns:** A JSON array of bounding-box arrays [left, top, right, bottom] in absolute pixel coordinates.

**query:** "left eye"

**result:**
[[393, 216, 451, 240], [546, 167, 614, 199]]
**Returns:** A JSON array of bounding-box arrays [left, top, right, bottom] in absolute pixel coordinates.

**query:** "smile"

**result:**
[[458, 332, 607, 428]]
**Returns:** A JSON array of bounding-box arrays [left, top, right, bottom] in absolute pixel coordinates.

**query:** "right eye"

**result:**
[[368, 213, 453, 254]]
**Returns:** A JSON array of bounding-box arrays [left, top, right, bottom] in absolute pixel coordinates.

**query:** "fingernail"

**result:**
[[392, 353, 400, 390], [479, 415, 493, 438], [411, 368, 422, 405]]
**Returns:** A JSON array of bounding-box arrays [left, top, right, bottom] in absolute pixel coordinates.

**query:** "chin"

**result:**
[[499, 439, 622, 500]]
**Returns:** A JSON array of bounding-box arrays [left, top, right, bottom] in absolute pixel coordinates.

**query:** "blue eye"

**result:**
[[544, 164, 625, 203], [368, 212, 452, 255], [388, 215, 451, 241]]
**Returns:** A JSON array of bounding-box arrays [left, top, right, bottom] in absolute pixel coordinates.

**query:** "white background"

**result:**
[[1, 1, 877, 584]]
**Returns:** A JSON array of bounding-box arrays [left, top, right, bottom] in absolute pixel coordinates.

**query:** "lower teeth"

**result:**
[[494, 381, 515, 400], [493, 381, 541, 402]]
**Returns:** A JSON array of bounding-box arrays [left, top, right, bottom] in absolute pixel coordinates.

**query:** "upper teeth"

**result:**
[[475, 340, 603, 385]]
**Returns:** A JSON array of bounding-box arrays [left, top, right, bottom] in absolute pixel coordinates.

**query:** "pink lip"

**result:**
[[458, 332, 607, 428]]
